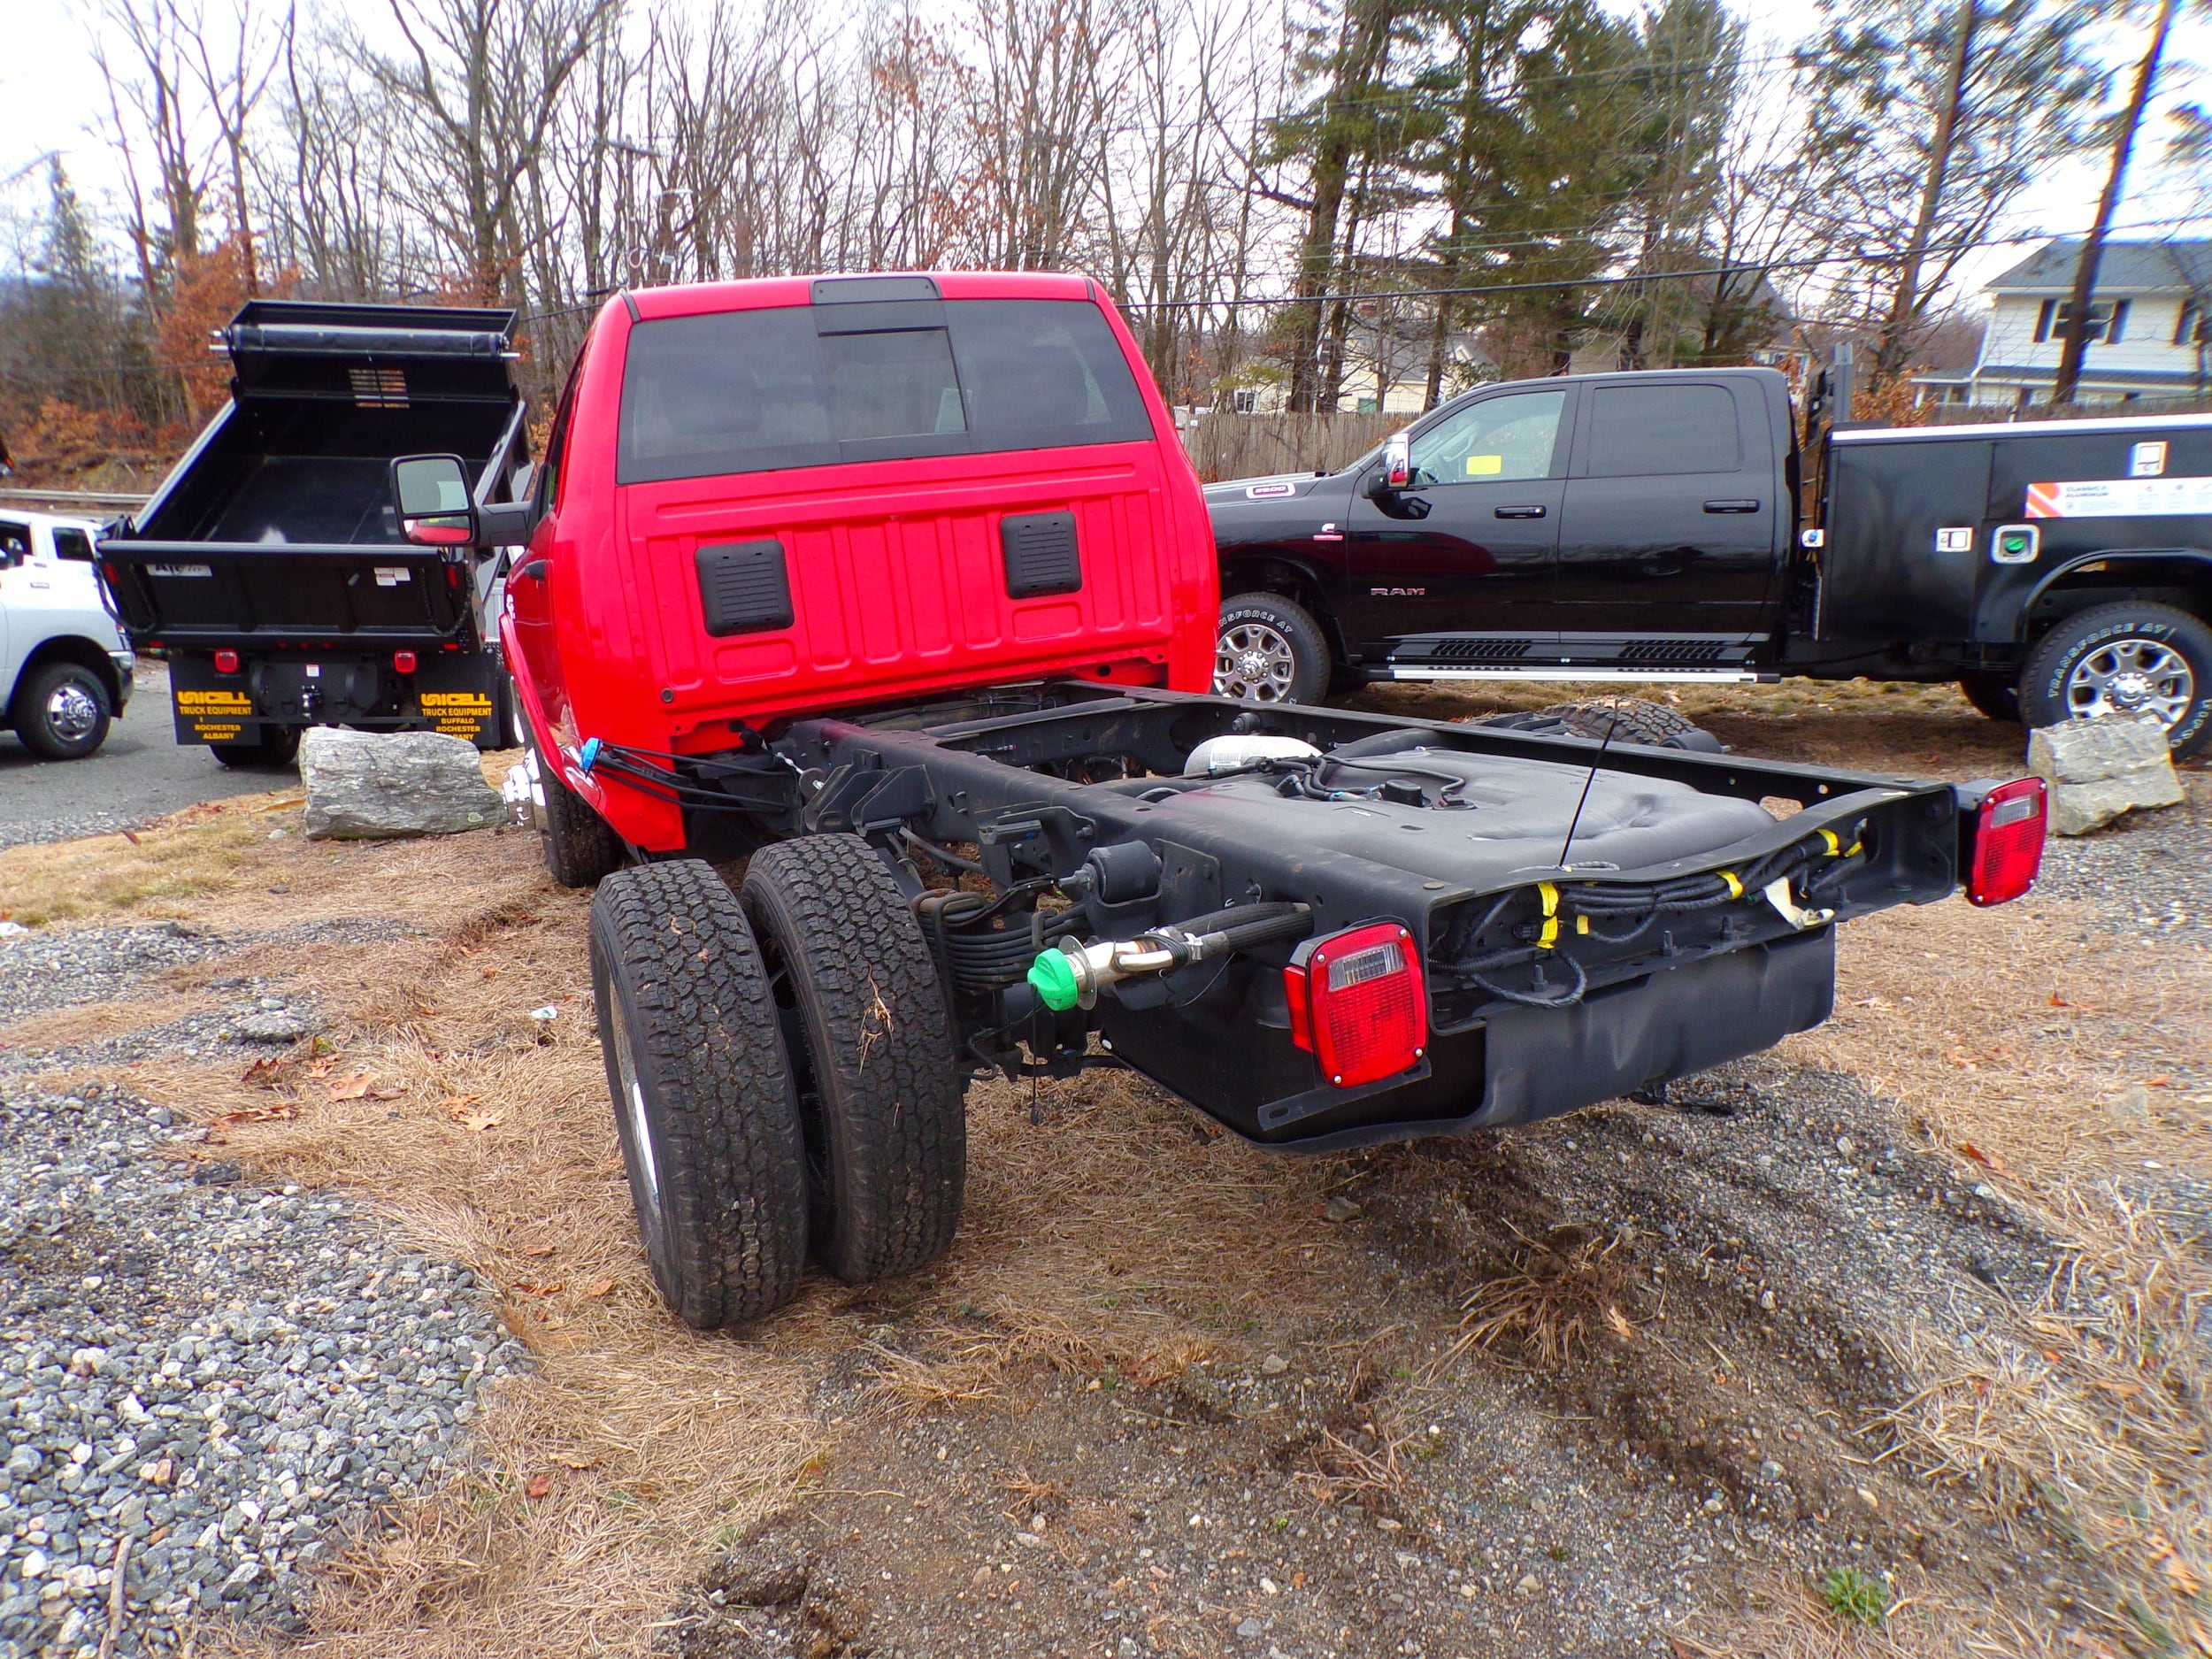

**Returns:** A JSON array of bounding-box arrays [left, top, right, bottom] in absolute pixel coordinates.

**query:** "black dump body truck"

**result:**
[[1207, 372, 2212, 754], [97, 300, 530, 764]]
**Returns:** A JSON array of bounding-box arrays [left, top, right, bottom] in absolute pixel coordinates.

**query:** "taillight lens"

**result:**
[[213, 649, 240, 674], [393, 649, 418, 674], [1284, 921, 1427, 1088], [1967, 776, 2047, 906]]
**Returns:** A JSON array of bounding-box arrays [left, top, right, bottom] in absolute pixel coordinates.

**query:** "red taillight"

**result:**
[[213, 649, 240, 674], [1284, 921, 1427, 1088], [394, 650, 418, 674], [1967, 776, 2047, 906]]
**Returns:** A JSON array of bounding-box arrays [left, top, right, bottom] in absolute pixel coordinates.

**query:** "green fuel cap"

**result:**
[[1027, 948, 1081, 1011]]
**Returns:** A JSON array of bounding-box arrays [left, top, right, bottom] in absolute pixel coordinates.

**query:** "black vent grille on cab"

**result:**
[[1000, 511, 1082, 599], [695, 540, 794, 635]]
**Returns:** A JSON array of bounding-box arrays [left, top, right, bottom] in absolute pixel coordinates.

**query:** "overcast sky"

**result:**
[[3, 0, 2207, 307]]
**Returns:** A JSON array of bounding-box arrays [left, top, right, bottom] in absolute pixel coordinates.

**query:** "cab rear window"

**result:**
[[617, 299, 1155, 484]]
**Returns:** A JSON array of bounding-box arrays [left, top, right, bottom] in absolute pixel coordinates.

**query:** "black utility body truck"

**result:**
[[1208, 369, 2212, 755], [96, 300, 531, 765]]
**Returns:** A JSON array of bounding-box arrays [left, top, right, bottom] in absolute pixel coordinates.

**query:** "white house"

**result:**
[[1916, 239, 2212, 407]]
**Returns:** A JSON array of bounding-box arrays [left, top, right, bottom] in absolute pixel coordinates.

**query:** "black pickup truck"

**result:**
[[1207, 367, 2212, 755], [96, 300, 531, 765]]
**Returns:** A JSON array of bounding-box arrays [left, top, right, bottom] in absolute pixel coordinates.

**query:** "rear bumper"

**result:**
[[1103, 927, 1834, 1152], [166, 649, 501, 746]]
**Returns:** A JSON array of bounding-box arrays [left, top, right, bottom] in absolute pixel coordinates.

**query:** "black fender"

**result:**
[[1216, 549, 1351, 663], [2015, 547, 2212, 639]]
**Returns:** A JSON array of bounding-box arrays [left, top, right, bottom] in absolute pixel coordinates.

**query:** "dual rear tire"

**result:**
[[588, 837, 964, 1328]]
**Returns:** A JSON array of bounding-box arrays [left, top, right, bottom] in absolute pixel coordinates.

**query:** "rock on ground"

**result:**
[[2028, 714, 2184, 835], [299, 729, 502, 841]]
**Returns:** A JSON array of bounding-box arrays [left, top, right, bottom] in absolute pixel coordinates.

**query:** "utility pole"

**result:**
[[2053, 0, 2178, 406]]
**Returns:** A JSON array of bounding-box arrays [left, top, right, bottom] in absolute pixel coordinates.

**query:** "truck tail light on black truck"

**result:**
[[1206, 371, 2212, 757], [95, 300, 531, 767], [384, 273, 2046, 1330]]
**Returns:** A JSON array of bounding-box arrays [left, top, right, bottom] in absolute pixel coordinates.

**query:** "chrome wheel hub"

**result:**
[[2065, 638, 2193, 728], [45, 683, 100, 742], [1215, 621, 1297, 702]]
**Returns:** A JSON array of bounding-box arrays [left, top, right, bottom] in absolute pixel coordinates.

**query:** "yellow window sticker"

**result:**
[[1466, 455, 1503, 476]]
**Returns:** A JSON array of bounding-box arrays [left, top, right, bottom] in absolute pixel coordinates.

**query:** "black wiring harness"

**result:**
[[1433, 822, 1868, 1009]]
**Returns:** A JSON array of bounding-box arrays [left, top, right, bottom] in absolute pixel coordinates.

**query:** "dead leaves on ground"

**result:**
[[443, 1094, 506, 1133]]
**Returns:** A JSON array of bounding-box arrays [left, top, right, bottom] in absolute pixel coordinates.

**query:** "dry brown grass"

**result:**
[[0, 798, 281, 926], [860, 1065, 1339, 1414], [1444, 1221, 1640, 1371], [1786, 894, 2212, 1657], [5, 792, 833, 1656], [1671, 1564, 2065, 1659], [4, 784, 1356, 1657], [1348, 676, 2033, 781]]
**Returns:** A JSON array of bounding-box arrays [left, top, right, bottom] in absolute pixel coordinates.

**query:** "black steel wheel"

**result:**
[[12, 661, 111, 760], [741, 833, 965, 1286], [2021, 602, 2212, 757], [588, 860, 810, 1329], [1215, 593, 1331, 705], [529, 728, 623, 887], [1956, 672, 2021, 724]]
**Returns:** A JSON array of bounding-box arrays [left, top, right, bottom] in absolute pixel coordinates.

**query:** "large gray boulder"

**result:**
[[300, 728, 503, 840], [2027, 714, 2183, 836]]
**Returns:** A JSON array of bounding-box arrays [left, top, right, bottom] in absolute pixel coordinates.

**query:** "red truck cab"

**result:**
[[502, 272, 1216, 856]]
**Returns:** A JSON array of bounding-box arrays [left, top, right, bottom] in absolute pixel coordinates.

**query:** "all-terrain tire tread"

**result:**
[[1537, 696, 1700, 747], [536, 732, 624, 887], [741, 834, 964, 1285], [589, 861, 808, 1327]]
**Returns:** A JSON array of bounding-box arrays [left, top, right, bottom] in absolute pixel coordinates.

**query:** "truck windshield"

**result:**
[[618, 298, 1155, 484]]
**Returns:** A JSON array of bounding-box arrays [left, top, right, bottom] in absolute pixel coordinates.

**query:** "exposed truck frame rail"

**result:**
[[560, 682, 1999, 1155]]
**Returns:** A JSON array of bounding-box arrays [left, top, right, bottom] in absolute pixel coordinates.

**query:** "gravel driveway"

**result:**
[[0, 920, 525, 1658]]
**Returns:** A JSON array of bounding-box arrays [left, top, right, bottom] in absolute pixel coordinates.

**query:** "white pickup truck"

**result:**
[[1, 511, 134, 759]]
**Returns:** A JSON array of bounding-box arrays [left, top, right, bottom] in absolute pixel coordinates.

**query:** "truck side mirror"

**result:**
[[391, 454, 477, 547], [1367, 432, 1413, 499]]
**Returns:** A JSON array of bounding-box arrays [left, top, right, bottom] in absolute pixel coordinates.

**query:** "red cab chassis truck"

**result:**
[[389, 272, 2048, 1327]]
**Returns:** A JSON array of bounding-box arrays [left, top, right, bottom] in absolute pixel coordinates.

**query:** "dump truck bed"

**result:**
[[95, 300, 528, 750]]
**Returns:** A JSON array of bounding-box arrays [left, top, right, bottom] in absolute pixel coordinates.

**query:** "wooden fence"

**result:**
[[1179, 411, 1404, 483], [1922, 396, 2212, 426]]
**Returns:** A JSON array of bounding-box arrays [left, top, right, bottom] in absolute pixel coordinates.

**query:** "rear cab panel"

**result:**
[[521, 273, 1217, 850]]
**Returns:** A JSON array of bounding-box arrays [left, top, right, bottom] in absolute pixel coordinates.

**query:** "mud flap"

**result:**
[[410, 650, 503, 744], [165, 649, 503, 746]]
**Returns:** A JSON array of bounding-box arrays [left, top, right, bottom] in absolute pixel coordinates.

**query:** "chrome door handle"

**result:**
[[1494, 504, 1547, 519]]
